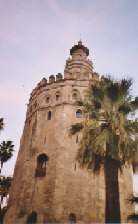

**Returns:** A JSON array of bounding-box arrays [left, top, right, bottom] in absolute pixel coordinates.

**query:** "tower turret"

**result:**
[[70, 40, 89, 59], [64, 41, 95, 80]]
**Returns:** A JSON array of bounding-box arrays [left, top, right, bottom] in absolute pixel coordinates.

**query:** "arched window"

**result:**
[[46, 96, 50, 103], [76, 109, 82, 118], [26, 211, 37, 224], [47, 111, 51, 120], [68, 213, 76, 223], [35, 154, 49, 177], [56, 94, 60, 101], [72, 89, 79, 100]]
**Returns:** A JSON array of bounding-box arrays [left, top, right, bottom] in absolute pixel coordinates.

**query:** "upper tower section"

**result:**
[[64, 41, 98, 81], [70, 40, 89, 59]]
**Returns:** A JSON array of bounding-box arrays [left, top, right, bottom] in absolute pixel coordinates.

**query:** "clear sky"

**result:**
[[0, 0, 138, 192]]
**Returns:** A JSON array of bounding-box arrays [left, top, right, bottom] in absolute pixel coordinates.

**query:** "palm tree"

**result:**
[[0, 141, 14, 174], [0, 118, 14, 173], [70, 77, 138, 223]]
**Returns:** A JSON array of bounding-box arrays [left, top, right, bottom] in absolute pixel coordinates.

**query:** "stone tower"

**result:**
[[4, 41, 133, 223]]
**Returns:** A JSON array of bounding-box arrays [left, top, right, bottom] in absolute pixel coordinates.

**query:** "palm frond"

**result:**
[[131, 96, 138, 110], [120, 78, 133, 97], [0, 141, 14, 170], [127, 214, 138, 222], [128, 196, 138, 205], [70, 76, 138, 171], [118, 103, 131, 114], [69, 123, 83, 135]]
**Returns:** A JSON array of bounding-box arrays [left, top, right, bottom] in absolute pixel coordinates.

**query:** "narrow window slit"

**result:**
[[76, 135, 78, 143], [44, 137, 46, 145], [74, 164, 76, 171], [47, 111, 51, 120]]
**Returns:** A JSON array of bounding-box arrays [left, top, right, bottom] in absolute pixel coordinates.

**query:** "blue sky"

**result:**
[[0, 0, 138, 191]]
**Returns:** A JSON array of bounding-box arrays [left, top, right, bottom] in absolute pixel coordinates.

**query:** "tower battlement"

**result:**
[[28, 41, 99, 120]]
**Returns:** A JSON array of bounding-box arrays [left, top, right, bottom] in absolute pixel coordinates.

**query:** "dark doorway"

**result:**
[[26, 211, 37, 224]]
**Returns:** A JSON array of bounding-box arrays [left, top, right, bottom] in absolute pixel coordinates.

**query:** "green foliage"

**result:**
[[0, 176, 12, 193], [0, 141, 14, 172], [70, 76, 138, 172], [127, 214, 138, 222], [69, 123, 83, 135]]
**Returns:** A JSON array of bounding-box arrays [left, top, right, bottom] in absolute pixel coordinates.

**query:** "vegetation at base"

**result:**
[[70, 76, 138, 223]]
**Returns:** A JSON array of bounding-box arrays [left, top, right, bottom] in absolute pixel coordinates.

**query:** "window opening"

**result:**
[[76, 135, 78, 143], [74, 164, 76, 171], [26, 211, 37, 224], [68, 213, 76, 223], [76, 109, 82, 118], [56, 94, 60, 101], [44, 137, 46, 145], [47, 111, 51, 120], [46, 96, 50, 103], [35, 153, 49, 177]]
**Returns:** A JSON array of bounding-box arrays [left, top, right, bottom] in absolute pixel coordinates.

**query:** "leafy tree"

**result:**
[[70, 77, 138, 223]]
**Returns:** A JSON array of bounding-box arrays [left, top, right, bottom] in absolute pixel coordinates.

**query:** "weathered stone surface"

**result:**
[[4, 41, 134, 223]]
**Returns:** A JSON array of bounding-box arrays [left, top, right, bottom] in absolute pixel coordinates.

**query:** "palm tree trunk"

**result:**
[[104, 156, 121, 223]]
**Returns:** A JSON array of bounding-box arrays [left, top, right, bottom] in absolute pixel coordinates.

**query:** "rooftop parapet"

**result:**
[[40, 78, 47, 86], [56, 73, 63, 81], [49, 75, 55, 83]]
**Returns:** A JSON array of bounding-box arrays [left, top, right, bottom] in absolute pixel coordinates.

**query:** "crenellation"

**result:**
[[56, 73, 63, 81], [40, 77, 47, 86], [49, 75, 55, 83]]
